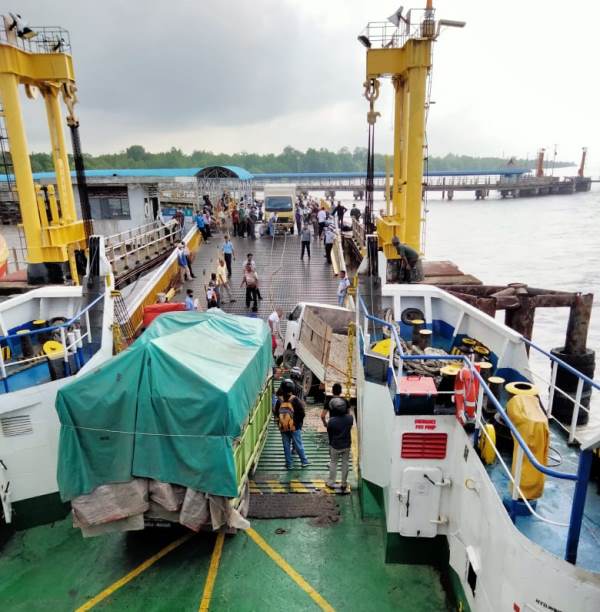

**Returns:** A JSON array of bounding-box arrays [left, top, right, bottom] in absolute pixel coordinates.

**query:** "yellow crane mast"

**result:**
[[0, 14, 86, 284], [359, 2, 464, 258]]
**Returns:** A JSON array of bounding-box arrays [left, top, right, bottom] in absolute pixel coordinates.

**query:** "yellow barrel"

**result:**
[[505, 381, 539, 397], [507, 395, 548, 500]]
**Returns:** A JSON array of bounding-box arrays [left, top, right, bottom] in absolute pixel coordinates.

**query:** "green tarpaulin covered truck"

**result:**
[[55, 310, 273, 535]]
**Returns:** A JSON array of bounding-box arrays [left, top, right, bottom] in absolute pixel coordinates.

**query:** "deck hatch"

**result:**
[[1, 414, 33, 437], [401, 432, 447, 459]]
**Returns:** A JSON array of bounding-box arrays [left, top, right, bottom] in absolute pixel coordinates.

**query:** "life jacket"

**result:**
[[278, 395, 296, 432], [454, 366, 479, 425]]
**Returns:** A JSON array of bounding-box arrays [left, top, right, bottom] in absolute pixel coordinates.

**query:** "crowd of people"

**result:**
[[175, 191, 359, 313]]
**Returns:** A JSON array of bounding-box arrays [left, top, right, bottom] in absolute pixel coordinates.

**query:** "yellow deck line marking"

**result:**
[[246, 528, 335, 612], [289, 480, 311, 493], [264, 479, 286, 493], [75, 533, 193, 611], [198, 531, 225, 611]]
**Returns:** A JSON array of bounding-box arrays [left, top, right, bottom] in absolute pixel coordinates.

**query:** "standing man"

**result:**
[[273, 380, 309, 469], [324, 222, 336, 264], [300, 222, 312, 261], [231, 206, 240, 237], [335, 201, 347, 229], [268, 307, 283, 357], [240, 262, 259, 312], [180, 241, 196, 279], [337, 270, 350, 307], [295, 206, 302, 235], [174, 208, 185, 231], [222, 235, 235, 278], [310, 204, 319, 240], [195, 210, 208, 242], [177, 243, 189, 283], [238, 205, 246, 238], [216, 257, 235, 303], [243, 253, 263, 301], [317, 206, 327, 238], [322, 383, 353, 492]]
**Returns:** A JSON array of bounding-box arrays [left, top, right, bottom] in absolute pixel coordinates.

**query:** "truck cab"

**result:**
[[263, 183, 296, 234]]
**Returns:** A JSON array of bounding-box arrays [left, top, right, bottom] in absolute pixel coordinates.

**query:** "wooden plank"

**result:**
[[299, 307, 332, 365], [424, 274, 482, 286]]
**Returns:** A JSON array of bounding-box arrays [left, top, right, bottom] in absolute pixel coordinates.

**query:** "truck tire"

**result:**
[[401, 308, 425, 325], [302, 368, 313, 398]]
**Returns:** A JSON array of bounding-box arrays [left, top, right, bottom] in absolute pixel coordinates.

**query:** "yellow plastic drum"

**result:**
[[478, 424, 496, 465], [505, 381, 539, 397], [43, 340, 65, 359]]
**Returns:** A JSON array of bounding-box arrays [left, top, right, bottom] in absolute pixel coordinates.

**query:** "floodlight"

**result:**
[[357, 35, 371, 48], [52, 37, 65, 52], [387, 6, 404, 28]]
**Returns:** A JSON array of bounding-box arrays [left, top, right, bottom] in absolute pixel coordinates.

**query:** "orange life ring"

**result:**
[[454, 366, 479, 423]]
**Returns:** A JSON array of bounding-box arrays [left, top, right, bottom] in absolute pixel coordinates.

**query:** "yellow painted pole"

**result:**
[[384, 155, 391, 216], [391, 75, 405, 227], [0, 72, 43, 262], [404, 62, 429, 252], [43, 88, 76, 223]]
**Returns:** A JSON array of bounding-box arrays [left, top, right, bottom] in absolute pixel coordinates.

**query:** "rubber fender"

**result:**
[[550, 347, 595, 392], [478, 424, 496, 465], [401, 307, 425, 325]]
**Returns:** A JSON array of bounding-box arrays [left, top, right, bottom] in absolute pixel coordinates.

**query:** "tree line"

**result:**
[[28, 145, 574, 174]]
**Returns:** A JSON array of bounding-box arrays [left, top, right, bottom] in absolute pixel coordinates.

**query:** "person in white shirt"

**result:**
[[324, 223, 336, 264], [337, 270, 351, 307], [317, 207, 327, 238], [268, 307, 283, 356], [242, 253, 262, 300]]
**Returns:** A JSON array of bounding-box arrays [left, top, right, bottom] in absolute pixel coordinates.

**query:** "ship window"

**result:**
[[1, 414, 33, 437], [89, 196, 131, 220]]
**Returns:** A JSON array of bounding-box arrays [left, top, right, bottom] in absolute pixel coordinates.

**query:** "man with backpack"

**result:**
[[322, 383, 353, 492], [273, 379, 309, 470]]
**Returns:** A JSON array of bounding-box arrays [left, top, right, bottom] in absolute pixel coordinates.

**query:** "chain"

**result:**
[[345, 322, 355, 400]]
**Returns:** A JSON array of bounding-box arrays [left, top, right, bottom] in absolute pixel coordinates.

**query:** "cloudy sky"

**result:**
[[14, 0, 599, 167]]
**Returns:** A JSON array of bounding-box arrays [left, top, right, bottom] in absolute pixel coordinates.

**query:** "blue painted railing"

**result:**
[[0, 292, 106, 393], [357, 295, 594, 564]]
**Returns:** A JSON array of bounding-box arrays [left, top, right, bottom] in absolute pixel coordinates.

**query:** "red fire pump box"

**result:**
[[396, 376, 437, 415]]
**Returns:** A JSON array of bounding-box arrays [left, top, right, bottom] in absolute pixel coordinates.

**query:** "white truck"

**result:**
[[283, 302, 356, 399], [263, 183, 296, 234]]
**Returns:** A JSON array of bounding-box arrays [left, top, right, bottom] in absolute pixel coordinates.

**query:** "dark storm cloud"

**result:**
[[15, 0, 359, 135]]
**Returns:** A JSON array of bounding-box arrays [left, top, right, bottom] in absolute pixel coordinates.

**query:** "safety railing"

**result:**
[[357, 295, 594, 565], [0, 292, 106, 393], [105, 220, 182, 273], [360, 10, 435, 49], [125, 226, 201, 334], [351, 218, 366, 248], [6, 246, 27, 274], [522, 338, 600, 444], [0, 23, 72, 54]]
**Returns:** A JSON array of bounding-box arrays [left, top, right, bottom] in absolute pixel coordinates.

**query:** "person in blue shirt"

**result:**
[[177, 244, 189, 283], [221, 235, 235, 278], [184, 289, 197, 311], [195, 211, 208, 241]]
